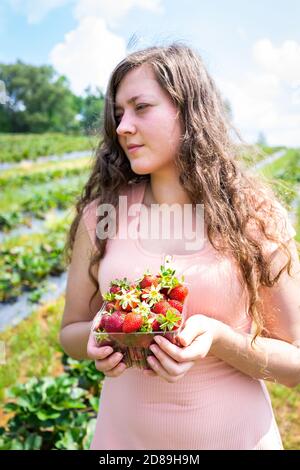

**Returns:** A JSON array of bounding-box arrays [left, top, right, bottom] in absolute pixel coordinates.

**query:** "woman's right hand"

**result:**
[[87, 329, 127, 377]]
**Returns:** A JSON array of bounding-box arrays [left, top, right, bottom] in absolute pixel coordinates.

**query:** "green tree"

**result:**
[[0, 61, 80, 133], [78, 85, 105, 135]]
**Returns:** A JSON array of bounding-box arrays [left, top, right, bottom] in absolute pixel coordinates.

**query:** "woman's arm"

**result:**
[[210, 322, 300, 388], [211, 239, 300, 388], [59, 216, 103, 360]]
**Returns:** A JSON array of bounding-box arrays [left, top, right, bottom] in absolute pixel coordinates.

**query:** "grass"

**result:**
[[254, 149, 300, 207], [0, 132, 99, 163], [0, 173, 88, 212], [237, 144, 287, 168], [0, 155, 93, 188], [267, 382, 300, 450], [260, 148, 298, 179], [0, 296, 65, 411]]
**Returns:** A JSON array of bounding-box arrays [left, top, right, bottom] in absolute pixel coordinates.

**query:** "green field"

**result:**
[[0, 132, 98, 163]]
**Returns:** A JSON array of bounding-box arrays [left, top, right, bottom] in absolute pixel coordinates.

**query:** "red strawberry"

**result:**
[[168, 299, 183, 313], [160, 287, 170, 296], [105, 312, 124, 332], [110, 285, 121, 294], [149, 314, 161, 332], [97, 313, 110, 330], [155, 307, 182, 332], [169, 285, 188, 302], [114, 310, 126, 316], [106, 302, 116, 312], [122, 312, 143, 333], [140, 275, 159, 289], [151, 300, 171, 315]]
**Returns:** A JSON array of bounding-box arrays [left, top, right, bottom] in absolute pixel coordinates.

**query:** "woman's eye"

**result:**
[[136, 103, 148, 111], [115, 104, 148, 123]]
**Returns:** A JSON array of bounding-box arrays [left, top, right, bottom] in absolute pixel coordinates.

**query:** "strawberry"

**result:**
[[97, 313, 110, 330], [156, 307, 182, 332], [105, 312, 125, 332], [139, 275, 159, 289], [109, 285, 121, 294], [114, 310, 126, 316], [151, 300, 171, 315], [106, 301, 116, 312], [122, 312, 143, 333], [169, 285, 188, 302], [149, 314, 161, 332], [168, 299, 183, 313], [160, 287, 170, 296]]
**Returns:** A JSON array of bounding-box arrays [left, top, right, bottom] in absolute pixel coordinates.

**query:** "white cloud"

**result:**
[[49, 16, 126, 95], [9, 0, 72, 24], [9, 0, 163, 25], [9, 0, 164, 97], [253, 38, 300, 82], [74, 0, 163, 28], [217, 38, 300, 147], [48, 0, 163, 95], [219, 74, 300, 146], [218, 73, 280, 126]]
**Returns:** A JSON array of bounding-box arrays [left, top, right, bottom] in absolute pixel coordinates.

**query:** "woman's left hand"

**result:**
[[144, 314, 222, 383]]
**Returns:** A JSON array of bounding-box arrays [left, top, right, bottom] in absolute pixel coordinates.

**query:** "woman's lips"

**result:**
[[128, 145, 144, 153]]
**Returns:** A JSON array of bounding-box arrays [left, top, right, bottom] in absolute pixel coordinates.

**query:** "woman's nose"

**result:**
[[116, 113, 136, 136]]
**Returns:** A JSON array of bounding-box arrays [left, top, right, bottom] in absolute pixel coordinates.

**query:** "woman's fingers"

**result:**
[[147, 344, 194, 381], [87, 332, 113, 359], [95, 351, 126, 374], [87, 344, 113, 361], [103, 361, 127, 377], [87, 332, 127, 376]]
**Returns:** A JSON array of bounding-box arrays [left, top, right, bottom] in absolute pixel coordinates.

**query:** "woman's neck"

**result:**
[[144, 170, 192, 207]]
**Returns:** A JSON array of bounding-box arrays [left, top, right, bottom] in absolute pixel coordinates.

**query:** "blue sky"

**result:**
[[0, 0, 300, 146]]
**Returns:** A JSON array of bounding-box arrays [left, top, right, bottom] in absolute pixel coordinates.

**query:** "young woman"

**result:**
[[59, 43, 300, 450]]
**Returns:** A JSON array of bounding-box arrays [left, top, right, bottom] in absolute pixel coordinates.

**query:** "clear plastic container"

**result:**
[[94, 328, 181, 369], [92, 285, 190, 369]]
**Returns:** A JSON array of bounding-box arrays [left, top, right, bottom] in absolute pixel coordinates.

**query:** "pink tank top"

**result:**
[[82, 180, 294, 449]]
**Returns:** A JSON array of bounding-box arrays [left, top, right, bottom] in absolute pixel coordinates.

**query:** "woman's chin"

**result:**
[[130, 162, 153, 175]]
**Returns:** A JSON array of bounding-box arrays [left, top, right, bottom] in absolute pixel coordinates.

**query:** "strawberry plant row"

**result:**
[[0, 161, 90, 189], [0, 175, 87, 231], [0, 223, 68, 302], [0, 133, 96, 163]]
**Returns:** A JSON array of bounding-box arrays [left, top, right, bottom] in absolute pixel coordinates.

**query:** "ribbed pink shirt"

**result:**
[[83, 180, 295, 449]]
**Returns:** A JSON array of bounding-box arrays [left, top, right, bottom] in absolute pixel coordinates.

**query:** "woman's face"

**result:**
[[114, 64, 183, 175]]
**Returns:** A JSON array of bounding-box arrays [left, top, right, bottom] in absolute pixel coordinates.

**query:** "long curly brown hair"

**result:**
[[65, 42, 295, 345]]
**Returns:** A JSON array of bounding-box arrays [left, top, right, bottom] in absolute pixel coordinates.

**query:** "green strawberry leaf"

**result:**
[[156, 309, 181, 332]]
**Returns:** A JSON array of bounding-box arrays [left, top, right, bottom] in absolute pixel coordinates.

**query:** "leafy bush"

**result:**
[[0, 374, 98, 450], [62, 353, 104, 396], [0, 226, 67, 301]]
